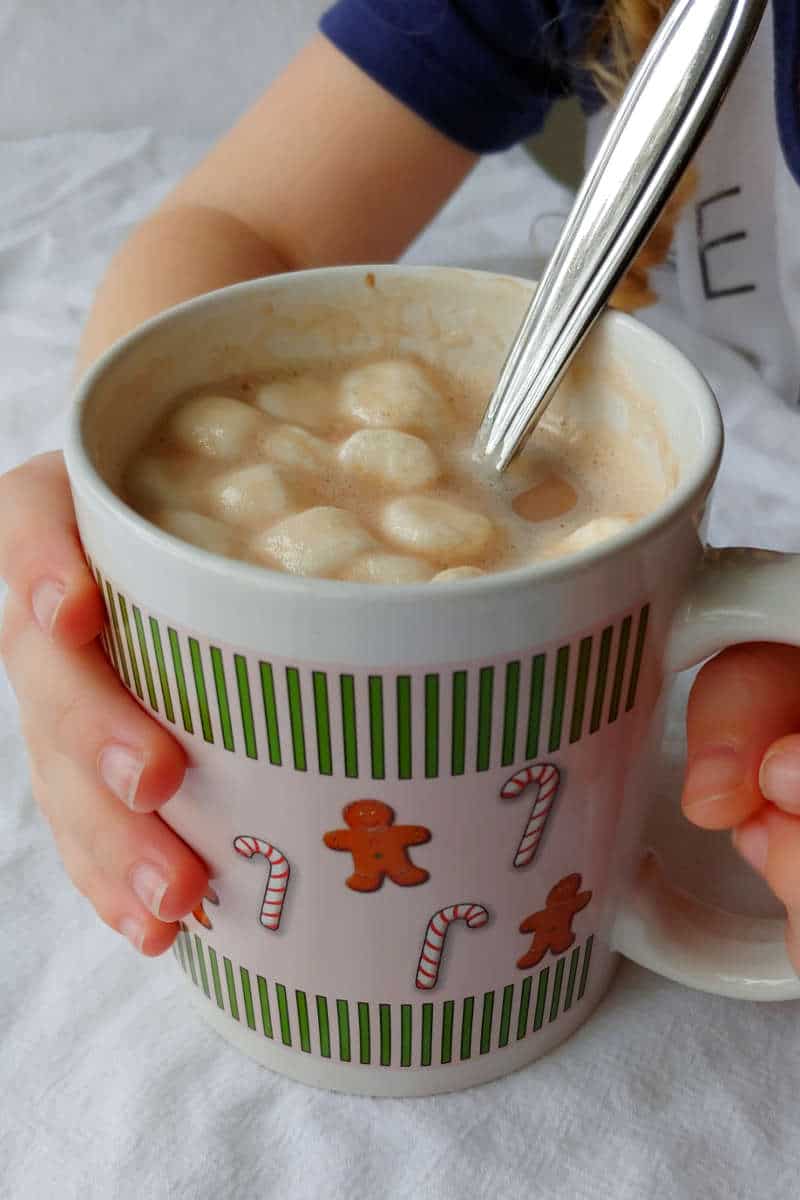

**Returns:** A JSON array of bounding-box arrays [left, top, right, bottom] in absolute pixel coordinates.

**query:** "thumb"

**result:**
[[682, 643, 800, 830]]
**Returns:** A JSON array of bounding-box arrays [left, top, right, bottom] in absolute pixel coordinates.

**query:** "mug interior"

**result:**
[[72, 266, 721, 574]]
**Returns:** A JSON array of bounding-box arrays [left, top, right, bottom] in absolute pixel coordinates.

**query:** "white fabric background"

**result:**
[[3, 5, 800, 1198]]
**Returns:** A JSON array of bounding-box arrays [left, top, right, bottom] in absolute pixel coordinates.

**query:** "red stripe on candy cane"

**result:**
[[233, 835, 291, 931]]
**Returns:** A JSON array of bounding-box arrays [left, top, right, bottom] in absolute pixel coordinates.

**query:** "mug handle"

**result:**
[[611, 546, 800, 1001]]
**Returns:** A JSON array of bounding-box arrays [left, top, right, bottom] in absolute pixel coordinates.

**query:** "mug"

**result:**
[[65, 266, 800, 1098]]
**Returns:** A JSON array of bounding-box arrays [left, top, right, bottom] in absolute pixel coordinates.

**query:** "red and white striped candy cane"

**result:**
[[233, 836, 290, 931], [415, 903, 489, 990], [500, 763, 561, 868]]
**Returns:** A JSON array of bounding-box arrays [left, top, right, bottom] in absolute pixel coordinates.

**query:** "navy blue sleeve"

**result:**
[[319, 0, 604, 153]]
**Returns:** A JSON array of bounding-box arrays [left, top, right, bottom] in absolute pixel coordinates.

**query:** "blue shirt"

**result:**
[[320, 0, 800, 184]]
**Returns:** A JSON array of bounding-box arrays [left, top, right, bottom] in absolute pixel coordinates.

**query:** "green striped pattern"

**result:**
[[95, 577, 650, 777], [174, 930, 595, 1068]]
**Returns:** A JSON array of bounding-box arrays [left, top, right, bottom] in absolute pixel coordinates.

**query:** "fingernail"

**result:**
[[98, 743, 145, 810], [32, 579, 65, 636], [119, 915, 145, 952], [733, 822, 769, 874], [759, 750, 800, 812], [682, 748, 743, 813], [130, 862, 169, 919]]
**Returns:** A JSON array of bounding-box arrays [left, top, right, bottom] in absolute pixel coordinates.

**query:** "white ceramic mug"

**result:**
[[65, 266, 800, 1097]]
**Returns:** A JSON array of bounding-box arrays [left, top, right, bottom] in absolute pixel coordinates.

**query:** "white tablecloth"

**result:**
[[3, 7, 800, 1197]]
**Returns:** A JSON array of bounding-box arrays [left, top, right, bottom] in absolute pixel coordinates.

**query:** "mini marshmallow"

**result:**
[[338, 360, 452, 435], [431, 566, 486, 582], [164, 394, 264, 459], [381, 496, 493, 563], [341, 553, 434, 584], [255, 377, 333, 431], [125, 455, 204, 510], [559, 516, 633, 553], [259, 423, 332, 472], [153, 509, 235, 556], [208, 463, 292, 529], [337, 429, 439, 490], [254, 506, 374, 577]]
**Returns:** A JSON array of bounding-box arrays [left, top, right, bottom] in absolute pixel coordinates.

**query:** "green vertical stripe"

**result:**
[[104, 583, 130, 688], [476, 667, 494, 771], [183, 933, 198, 987], [257, 976, 274, 1038], [168, 629, 194, 734], [223, 957, 240, 1020], [368, 676, 385, 779], [460, 996, 475, 1061], [421, 1003, 433, 1067], [210, 647, 235, 751], [501, 661, 521, 766], [564, 946, 581, 1012], [548, 645, 570, 752], [569, 636, 593, 744], [589, 626, 614, 733], [379, 1004, 391, 1066], [516, 976, 532, 1040], [526, 655, 546, 759], [400, 1005, 412, 1067], [625, 603, 650, 712], [174, 932, 186, 973], [285, 668, 306, 771], [101, 621, 119, 673], [357, 1002, 371, 1065], [240, 967, 256, 1030], [424, 674, 439, 778], [193, 936, 210, 999], [259, 663, 282, 765], [441, 1000, 455, 1065], [208, 947, 224, 1009], [609, 616, 632, 723], [549, 957, 566, 1023], [498, 984, 514, 1048], [336, 999, 351, 1062], [132, 606, 158, 710], [340, 675, 358, 778], [479, 991, 494, 1055], [296, 990, 311, 1052], [533, 967, 550, 1032], [234, 655, 258, 759], [96, 576, 119, 673], [316, 996, 331, 1058], [149, 619, 175, 723], [312, 672, 333, 775], [275, 983, 292, 1045], [451, 671, 467, 776], [189, 638, 213, 743], [396, 676, 412, 779], [578, 935, 594, 1001], [117, 595, 143, 700]]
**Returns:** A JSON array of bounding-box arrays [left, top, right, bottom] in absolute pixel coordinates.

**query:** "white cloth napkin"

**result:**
[[3, 126, 800, 1200]]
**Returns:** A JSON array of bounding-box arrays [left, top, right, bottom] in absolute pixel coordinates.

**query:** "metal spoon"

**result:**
[[475, 0, 766, 473]]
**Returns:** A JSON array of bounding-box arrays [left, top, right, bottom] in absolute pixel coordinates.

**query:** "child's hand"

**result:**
[[683, 643, 800, 969], [0, 452, 209, 954]]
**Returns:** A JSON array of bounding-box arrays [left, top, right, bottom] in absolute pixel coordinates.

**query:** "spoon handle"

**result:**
[[477, 0, 767, 473]]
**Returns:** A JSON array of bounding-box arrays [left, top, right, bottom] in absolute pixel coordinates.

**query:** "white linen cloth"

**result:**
[[3, 5, 800, 1197]]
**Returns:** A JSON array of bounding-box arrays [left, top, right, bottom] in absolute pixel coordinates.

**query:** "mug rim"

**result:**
[[65, 264, 723, 601]]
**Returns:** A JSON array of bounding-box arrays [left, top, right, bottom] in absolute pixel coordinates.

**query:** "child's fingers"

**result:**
[[758, 732, 800, 814], [32, 758, 207, 956], [733, 806, 800, 972], [0, 451, 105, 647], [3, 596, 185, 813], [682, 643, 800, 830]]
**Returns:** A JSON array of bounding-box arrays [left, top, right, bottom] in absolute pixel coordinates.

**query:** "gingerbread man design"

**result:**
[[516, 873, 592, 969], [323, 800, 431, 892]]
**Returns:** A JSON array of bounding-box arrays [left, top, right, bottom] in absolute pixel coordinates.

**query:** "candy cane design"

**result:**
[[501, 763, 561, 868], [233, 836, 291, 931], [415, 903, 489, 990]]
